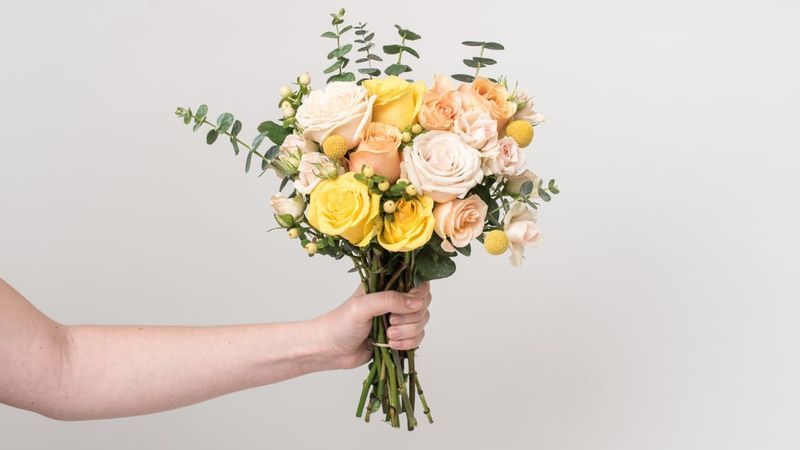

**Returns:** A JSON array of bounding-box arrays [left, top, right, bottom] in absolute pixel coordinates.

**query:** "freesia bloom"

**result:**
[[418, 74, 464, 131], [482, 137, 527, 176], [433, 195, 488, 252], [272, 134, 318, 178], [503, 202, 541, 266], [270, 192, 306, 227], [363, 76, 426, 130], [459, 77, 516, 130], [453, 110, 500, 156], [306, 172, 381, 247], [378, 196, 435, 252], [402, 131, 483, 203], [295, 82, 375, 148], [295, 152, 343, 195], [348, 122, 402, 182], [512, 89, 546, 125]]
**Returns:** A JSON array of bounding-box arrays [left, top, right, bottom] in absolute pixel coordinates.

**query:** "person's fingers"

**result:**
[[349, 290, 426, 322], [390, 293, 431, 325], [389, 329, 425, 350], [386, 310, 429, 340]]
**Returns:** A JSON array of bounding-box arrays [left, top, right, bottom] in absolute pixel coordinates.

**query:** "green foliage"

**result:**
[[354, 22, 382, 84], [415, 247, 456, 281], [383, 24, 421, 77], [452, 40, 504, 82], [256, 121, 291, 146], [323, 9, 356, 84]]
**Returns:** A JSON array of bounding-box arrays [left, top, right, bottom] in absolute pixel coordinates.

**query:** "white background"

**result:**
[[2, 0, 799, 449]]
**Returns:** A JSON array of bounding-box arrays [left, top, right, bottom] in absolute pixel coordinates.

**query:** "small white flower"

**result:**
[[270, 193, 306, 227], [482, 137, 527, 177], [503, 203, 541, 266]]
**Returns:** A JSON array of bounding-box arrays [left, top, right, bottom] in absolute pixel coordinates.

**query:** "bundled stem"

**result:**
[[353, 248, 433, 430]]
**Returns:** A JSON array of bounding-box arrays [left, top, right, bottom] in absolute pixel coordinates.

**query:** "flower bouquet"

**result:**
[[174, 8, 558, 430]]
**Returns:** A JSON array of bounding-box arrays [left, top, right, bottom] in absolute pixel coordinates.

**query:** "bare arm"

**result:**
[[0, 279, 430, 420]]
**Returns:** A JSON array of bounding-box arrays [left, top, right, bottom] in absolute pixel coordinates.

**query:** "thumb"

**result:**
[[351, 290, 425, 322]]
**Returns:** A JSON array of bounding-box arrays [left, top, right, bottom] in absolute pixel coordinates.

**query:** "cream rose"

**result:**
[[433, 195, 488, 252], [504, 203, 541, 266], [453, 110, 500, 156], [482, 137, 527, 176], [295, 82, 376, 148], [295, 152, 343, 195], [402, 131, 483, 203], [418, 74, 464, 131], [270, 192, 306, 227], [272, 134, 318, 177]]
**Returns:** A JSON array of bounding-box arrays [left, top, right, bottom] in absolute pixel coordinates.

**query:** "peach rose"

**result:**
[[458, 77, 516, 130], [418, 75, 464, 131], [433, 195, 488, 252], [348, 122, 403, 183]]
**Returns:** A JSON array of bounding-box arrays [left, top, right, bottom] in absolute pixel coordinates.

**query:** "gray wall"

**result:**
[[1, 0, 798, 448]]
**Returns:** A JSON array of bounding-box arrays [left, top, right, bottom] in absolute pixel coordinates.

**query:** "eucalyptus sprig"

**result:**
[[174, 105, 284, 176], [382, 25, 421, 77], [321, 8, 356, 83], [354, 22, 382, 84], [452, 41, 504, 83]]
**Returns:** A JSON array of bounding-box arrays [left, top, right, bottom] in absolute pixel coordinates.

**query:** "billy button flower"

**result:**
[[483, 229, 509, 255]]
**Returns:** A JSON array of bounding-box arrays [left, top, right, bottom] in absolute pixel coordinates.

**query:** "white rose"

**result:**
[[270, 192, 306, 227], [402, 131, 483, 203], [483, 137, 527, 176], [504, 202, 541, 266], [295, 82, 376, 148], [453, 110, 499, 156], [513, 89, 545, 125], [504, 169, 540, 197], [273, 134, 318, 178], [295, 152, 343, 195]]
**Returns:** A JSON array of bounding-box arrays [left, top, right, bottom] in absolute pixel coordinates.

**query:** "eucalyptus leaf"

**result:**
[[206, 129, 218, 145], [251, 132, 267, 151], [195, 104, 208, 122], [452, 74, 476, 82], [279, 176, 290, 192], [216, 113, 234, 134], [520, 180, 534, 197], [245, 150, 254, 173], [484, 42, 505, 50], [324, 60, 344, 74], [538, 187, 552, 202], [384, 64, 410, 76], [463, 59, 480, 68], [230, 120, 242, 137], [455, 243, 472, 257], [416, 250, 456, 281], [327, 72, 356, 83], [383, 44, 402, 55], [462, 41, 485, 47], [403, 46, 420, 58], [321, 31, 338, 39], [230, 137, 240, 155], [473, 57, 497, 65], [358, 68, 381, 76]]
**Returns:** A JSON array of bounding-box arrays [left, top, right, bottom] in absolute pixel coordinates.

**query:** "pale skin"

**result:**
[[0, 278, 431, 420]]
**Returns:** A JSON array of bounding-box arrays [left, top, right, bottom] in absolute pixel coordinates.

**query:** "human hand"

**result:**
[[312, 283, 432, 369]]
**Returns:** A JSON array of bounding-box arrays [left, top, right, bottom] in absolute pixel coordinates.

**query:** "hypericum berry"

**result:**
[[505, 120, 534, 148], [287, 228, 300, 239], [383, 200, 397, 214], [378, 180, 391, 191], [280, 85, 292, 97], [411, 123, 423, 134], [304, 242, 318, 255], [281, 104, 295, 118], [361, 165, 375, 178], [401, 131, 412, 143], [483, 230, 509, 255], [322, 135, 349, 160], [404, 185, 418, 196], [298, 73, 311, 85]]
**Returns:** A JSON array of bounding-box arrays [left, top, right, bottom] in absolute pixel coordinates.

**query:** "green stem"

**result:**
[[356, 360, 377, 417], [195, 117, 271, 163], [475, 45, 485, 77], [397, 36, 406, 65]]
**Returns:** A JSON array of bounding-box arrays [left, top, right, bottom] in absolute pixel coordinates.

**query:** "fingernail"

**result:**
[[406, 298, 422, 309], [387, 328, 401, 339]]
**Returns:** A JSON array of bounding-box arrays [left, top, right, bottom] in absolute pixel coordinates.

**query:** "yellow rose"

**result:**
[[363, 76, 426, 130], [378, 195, 435, 252], [307, 172, 382, 247]]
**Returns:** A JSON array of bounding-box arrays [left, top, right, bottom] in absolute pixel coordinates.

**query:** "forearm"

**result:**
[[43, 320, 334, 420]]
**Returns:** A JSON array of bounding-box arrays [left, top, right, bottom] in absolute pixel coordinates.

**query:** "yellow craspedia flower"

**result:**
[[378, 195, 435, 252], [322, 134, 349, 160], [363, 76, 426, 130], [505, 120, 534, 148], [307, 172, 382, 247], [483, 230, 509, 255]]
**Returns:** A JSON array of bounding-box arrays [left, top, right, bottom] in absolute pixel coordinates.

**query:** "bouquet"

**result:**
[[174, 8, 559, 430]]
